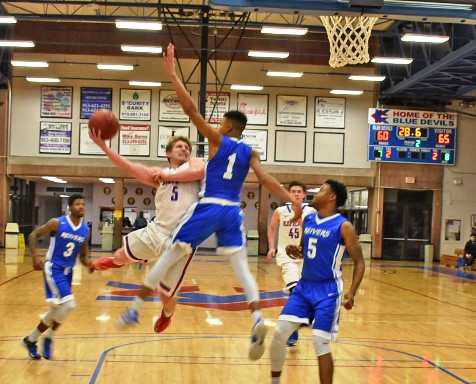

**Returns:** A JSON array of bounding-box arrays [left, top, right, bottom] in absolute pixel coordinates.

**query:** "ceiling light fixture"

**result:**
[[261, 26, 308, 35], [99, 178, 115, 184], [330, 89, 363, 95], [42, 176, 67, 183], [401, 33, 449, 43], [26, 77, 60, 83], [97, 64, 134, 71], [248, 50, 289, 59], [266, 71, 303, 78], [371, 57, 413, 65], [0, 40, 34, 48], [231, 85, 263, 91], [0, 16, 17, 24], [129, 81, 162, 87], [12, 60, 49, 67], [115, 20, 162, 31], [349, 75, 386, 81], [121, 45, 163, 54]]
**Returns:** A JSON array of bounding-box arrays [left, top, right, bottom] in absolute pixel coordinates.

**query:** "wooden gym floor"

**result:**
[[1, 247, 475, 384]]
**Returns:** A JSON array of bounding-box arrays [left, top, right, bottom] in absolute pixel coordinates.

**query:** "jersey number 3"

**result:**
[[63, 242, 76, 257]]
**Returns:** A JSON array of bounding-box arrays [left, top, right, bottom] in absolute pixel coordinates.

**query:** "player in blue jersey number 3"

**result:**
[[21, 194, 90, 360]]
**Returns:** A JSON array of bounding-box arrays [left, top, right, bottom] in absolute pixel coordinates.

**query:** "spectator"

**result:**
[[123, 217, 132, 228], [133, 211, 148, 230], [463, 232, 476, 269]]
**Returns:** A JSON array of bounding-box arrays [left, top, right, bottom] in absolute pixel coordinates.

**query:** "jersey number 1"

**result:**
[[223, 153, 236, 180]]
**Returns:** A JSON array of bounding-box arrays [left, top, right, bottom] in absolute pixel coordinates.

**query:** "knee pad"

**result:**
[[313, 333, 330, 356], [53, 299, 76, 323]]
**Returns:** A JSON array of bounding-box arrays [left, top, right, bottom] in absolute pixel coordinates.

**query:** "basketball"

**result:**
[[88, 110, 119, 140]]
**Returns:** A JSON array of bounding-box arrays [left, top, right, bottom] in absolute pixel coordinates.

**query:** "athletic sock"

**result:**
[[46, 328, 57, 339], [163, 308, 174, 318], [131, 296, 145, 312], [252, 310, 263, 324], [27, 328, 42, 342], [272, 377, 281, 383]]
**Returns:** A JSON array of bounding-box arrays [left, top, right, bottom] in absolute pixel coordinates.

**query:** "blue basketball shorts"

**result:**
[[171, 202, 246, 253], [279, 279, 343, 340], [43, 261, 74, 305]]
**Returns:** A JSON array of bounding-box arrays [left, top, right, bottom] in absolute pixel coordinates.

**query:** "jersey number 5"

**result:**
[[306, 238, 318, 259], [171, 186, 178, 201]]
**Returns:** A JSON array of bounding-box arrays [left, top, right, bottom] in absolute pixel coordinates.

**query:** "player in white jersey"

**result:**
[[116, 43, 302, 362], [88, 131, 204, 332], [267, 181, 315, 346], [21, 195, 90, 360], [269, 180, 365, 384]]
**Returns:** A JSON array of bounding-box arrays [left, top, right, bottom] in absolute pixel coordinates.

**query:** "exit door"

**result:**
[[382, 191, 432, 260]]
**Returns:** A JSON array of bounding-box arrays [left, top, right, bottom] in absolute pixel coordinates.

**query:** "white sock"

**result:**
[[132, 296, 145, 312], [163, 307, 174, 318], [27, 328, 42, 343], [272, 377, 281, 383], [252, 310, 262, 324]]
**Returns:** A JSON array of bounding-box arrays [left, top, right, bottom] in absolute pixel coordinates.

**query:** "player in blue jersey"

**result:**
[[270, 180, 365, 384], [117, 43, 302, 361], [21, 194, 90, 360]]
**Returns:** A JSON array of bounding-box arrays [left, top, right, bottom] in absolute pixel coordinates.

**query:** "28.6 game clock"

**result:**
[[368, 108, 457, 165]]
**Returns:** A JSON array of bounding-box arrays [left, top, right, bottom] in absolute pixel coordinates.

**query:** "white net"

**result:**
[[320, 15, 378, 68]]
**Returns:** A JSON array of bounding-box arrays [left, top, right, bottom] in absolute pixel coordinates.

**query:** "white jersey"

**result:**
[[154, 162, 201, 234], [276, 203, 314, 253]]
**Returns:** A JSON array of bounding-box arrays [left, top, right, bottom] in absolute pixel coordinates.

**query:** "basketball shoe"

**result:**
[[116, 307, 139, 328], [43, 337, 52, 359], [248, 317, 267, 360], [154, 309, 173, 333], [21, 337, 41, 359]]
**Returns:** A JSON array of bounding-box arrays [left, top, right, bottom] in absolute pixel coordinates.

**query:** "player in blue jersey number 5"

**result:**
[[270, 180, 365, 384]]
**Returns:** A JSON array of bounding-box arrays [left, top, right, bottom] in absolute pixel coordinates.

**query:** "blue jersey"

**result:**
[[45, 216, 89, 268], [301, 212, 348, 282], [200, 136, 252, 203]]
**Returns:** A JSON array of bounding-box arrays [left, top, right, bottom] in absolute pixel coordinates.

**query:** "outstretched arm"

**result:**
[[155, 157, 205, 183], [163, 43, 221, 150], [89, 128, 159, 187], [249, 151, 302, 222]]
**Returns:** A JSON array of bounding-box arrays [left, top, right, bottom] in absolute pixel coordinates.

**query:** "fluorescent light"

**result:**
[[401, 33, 449, 43], [307, 187, 320, 193], [121, 45, 163, 54], [261, 26, 308, 35], [349, 75, 386, 81], [59, 194, 70, 198], [266, 71, 303, 78], [129, 81, 162, 87], [230, 85, 263, 91], [26, 77, 60, 83], [0, 16, 16, 24], [97, 64, 134, 71], [12, 60, 49, 67], [330, 89, 363, 95], [99, 178, 115, 184], [0, 40, 34, 48], [115, 19, 162, 31], [248, 50, 289, 59], [371, 57, 413, 65], [42, 176, 67, 183]]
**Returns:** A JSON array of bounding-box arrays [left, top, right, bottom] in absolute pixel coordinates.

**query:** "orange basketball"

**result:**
[[88, 110, 119, 140]]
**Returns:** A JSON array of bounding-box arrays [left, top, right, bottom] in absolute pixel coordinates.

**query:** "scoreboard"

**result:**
[[368, 108, 456, 165]]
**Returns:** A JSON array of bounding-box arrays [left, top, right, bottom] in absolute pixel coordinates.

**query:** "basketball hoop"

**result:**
[[320, 15, 378, 68]]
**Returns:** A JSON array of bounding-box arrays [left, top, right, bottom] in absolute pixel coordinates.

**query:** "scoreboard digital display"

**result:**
[[368, 108, 457, 165]]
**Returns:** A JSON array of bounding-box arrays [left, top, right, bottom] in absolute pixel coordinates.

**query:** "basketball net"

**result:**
[[320, 15, 378, 68]]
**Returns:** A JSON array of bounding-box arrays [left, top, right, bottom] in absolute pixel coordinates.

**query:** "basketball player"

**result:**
[[117, 43, 302, 361], [21, 194, 90, 360], [88, 132, 204, 333], [266, 181, 315, 346], [270, 180, 365, 384]]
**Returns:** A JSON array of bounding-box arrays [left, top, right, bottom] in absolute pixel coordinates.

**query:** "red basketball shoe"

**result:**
[[154, 309, 173, 333]]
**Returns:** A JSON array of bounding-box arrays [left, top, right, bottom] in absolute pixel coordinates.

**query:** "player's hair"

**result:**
[[68, 194, 84, 207], [166, 135, 192, 153], [324, 179, 347, 208], [471, 232, 476, 237], [288, 181, 307, 192], [223, 110, 247, 133]]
